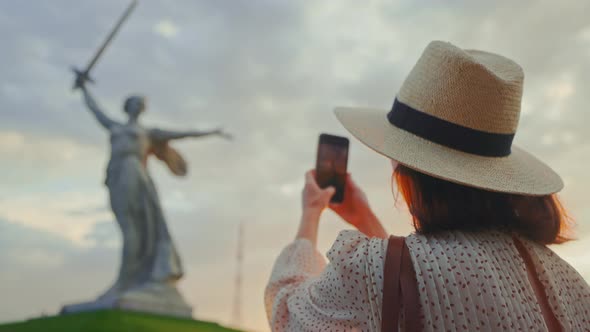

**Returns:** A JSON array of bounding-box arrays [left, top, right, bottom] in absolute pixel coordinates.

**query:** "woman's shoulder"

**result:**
[[406, 229, 515, 246], [404, 230, 522, 266], [330, 229, 389, 249], [327, 230, 389, 264], [404, 229, 585, 282], [327, 229, 522, 268], [518, 235, 589, 284]]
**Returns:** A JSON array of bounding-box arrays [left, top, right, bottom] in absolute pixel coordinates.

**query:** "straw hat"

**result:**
[[335, 41, 563, 196]]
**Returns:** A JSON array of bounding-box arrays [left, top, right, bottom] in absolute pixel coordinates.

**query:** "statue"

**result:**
[[61, 0, 231, 318]]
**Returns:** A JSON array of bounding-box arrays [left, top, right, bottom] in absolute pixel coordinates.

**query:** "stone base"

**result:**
[[61, 282, 192, 318]]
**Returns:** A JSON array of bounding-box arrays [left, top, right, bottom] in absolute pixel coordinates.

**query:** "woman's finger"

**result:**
[[323, 186, 335, 200], [305, 170, 320, 190]]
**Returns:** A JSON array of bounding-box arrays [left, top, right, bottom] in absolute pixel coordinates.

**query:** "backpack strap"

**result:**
[[512, 236, 563, 332], [381, 235, 420, 331]]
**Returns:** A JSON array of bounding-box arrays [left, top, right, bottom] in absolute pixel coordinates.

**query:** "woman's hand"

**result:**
[[301, 170, 335, 216], [296, 170, 335, 245], [329, 174, 388, 238]]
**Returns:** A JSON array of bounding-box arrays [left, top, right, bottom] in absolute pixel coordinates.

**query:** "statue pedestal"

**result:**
[[61, 282, 192, 318]]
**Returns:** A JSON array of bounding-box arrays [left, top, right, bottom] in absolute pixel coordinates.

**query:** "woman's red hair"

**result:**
[[393, 165, 573, 244]]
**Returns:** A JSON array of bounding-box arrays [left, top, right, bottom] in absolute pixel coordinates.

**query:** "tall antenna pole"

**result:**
[[232, 222, 244, 327]]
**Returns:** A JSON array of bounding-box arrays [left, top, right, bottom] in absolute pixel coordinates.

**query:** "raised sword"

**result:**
[[72, 0, 138, 89]]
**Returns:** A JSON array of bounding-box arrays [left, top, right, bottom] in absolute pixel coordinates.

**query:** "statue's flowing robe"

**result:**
[[104, 124, 183, 294]]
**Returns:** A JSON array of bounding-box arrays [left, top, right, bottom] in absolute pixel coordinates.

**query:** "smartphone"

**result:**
[[315, 134, 349, 203]]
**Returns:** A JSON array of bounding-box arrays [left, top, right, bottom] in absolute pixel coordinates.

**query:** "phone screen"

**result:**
[[315, 134, 349, 203]]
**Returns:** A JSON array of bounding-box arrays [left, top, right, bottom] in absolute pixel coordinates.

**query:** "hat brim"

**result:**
[[335, 107, 563, 196]]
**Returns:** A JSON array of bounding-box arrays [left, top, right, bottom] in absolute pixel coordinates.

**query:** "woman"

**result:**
[[75, 74, 230, 299], [265, 41, 590, 331]]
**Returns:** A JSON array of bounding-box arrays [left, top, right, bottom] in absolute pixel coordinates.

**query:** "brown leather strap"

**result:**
[[382, 236, 420, 331], [382, 236, 403, 331], [512, 236, 563, 332], [400, 240, 420, 331]]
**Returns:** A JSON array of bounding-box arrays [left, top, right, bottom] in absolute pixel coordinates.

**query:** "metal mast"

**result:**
[[232, 222, 244, 327]]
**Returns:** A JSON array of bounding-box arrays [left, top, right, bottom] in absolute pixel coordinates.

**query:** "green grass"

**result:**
[[0, 310, 243, 332]]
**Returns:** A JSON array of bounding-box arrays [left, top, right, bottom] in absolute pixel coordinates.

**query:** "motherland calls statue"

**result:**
[[61, 0, 231, 318], [61, 78, 231, 318]]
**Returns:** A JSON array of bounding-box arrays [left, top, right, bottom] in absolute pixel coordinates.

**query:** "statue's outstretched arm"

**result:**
[[80, 86, 118, 130], [149, 128, 232, 142]]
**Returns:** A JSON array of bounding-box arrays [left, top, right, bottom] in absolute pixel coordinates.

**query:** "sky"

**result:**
[[1, 1, 590, 331]]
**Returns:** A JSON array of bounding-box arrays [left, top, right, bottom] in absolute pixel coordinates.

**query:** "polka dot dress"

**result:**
[[265, 230, 590, 331]]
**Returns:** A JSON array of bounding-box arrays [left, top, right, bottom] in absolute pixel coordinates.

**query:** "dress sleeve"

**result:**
[[264, 230, 386, 331]]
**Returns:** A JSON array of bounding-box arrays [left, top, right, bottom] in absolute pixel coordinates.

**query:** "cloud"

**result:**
[[0, 217, 71, 267], [153, 19, 179, 39], [0, 193, 109, 247], [0, 216, 119, 320], [0, 130, 110, 246]]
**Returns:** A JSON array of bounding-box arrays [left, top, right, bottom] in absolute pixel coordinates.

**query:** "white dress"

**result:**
[[265, 230, 590, 331]]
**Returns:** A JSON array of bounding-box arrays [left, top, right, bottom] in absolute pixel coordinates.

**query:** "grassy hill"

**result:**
[[0, 310, 244, 332]]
